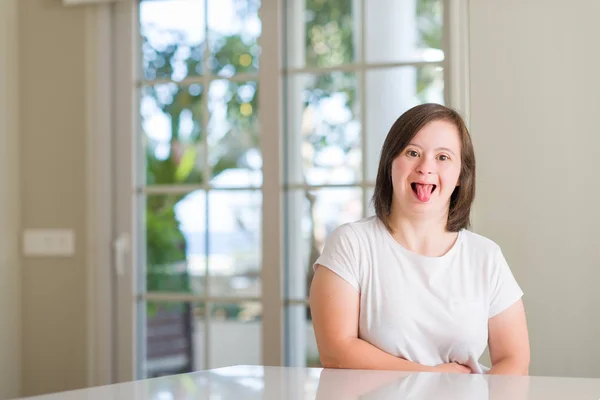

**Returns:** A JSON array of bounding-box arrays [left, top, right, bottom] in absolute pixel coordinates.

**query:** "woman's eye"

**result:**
[[407, 150, 419, 157], [438, 154, 450, 161]]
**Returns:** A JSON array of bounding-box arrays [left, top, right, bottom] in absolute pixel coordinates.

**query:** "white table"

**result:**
[[18, 366, 600, 399]]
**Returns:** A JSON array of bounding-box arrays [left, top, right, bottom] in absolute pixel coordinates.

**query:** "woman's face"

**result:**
[[390, 119, 462, 216]]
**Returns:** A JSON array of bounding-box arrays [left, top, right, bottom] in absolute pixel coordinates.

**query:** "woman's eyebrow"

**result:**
[[407, 143, 457, 156], [436, 147, 457, 156]]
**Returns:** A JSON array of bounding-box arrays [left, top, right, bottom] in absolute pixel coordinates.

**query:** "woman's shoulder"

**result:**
[[330, 216, 383, 240], [323, 216, 384, 251], [459, 229, 502, 256]]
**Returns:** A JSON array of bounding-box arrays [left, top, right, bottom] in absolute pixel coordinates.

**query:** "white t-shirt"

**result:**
[[314, 216, 523, 374]]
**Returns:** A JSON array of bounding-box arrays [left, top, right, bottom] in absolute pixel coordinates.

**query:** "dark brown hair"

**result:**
[[372, 103, 476, 232]]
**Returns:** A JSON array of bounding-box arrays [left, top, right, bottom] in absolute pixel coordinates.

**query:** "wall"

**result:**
[[469, 0, 600, 378], [0, 0, 22, 398], [19, 0, 88, 396]]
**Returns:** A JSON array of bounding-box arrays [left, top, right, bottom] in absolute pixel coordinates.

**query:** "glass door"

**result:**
[[113, 0, 449, 381]]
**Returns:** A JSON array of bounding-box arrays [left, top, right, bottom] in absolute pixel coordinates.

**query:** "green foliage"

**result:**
[[142, 23, 260, 301], [417, 0, 443, 50], [305, 0, 355, 67], [299, 0, 358, 176], [210, 35, 260, 75], [416, 0, 444, 102], [145, 195, 188, 292]]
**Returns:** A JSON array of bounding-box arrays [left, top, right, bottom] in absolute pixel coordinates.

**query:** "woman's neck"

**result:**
[[388, 207, 457, 257]]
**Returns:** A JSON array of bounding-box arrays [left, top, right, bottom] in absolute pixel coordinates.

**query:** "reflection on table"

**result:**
[[17, 365, 600, 400]]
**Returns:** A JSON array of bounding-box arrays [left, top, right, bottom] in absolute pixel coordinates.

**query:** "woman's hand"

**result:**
[[431, 362, 472, 374]]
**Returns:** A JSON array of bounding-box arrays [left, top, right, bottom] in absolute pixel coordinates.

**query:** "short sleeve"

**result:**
[[313, 224, 361, 292], [488, 247, 524, 318]]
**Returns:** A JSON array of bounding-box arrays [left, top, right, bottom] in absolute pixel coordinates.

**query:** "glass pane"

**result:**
[[210, 302, 262, 368], [365, 66, 444, 181], [143, 301, 205, 378], [365, 0, 444, 64], [285, 0, 357, 69], [208, 80, 261, 187], [285, 305, 320, 368], [146, 189, 262, 297], [284, 72, 361, 185], [285, 188, 362, 300], [208, 0, 262, 77], [208, 190, 261, 297], [146, 193, 207, 296], [141, 84, 205, 185], [140, 0, 206, 81]]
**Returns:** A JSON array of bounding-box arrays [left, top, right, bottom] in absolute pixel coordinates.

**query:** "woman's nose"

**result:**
[[417, 157, 436, 175]]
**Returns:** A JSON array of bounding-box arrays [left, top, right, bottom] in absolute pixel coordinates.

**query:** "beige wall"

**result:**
[[19, 0, 88, 396], [0, 0, 22, 398], [469, 0, 600, 378]]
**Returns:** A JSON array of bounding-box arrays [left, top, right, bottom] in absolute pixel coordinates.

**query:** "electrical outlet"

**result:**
[[23, 229, 75, 257]]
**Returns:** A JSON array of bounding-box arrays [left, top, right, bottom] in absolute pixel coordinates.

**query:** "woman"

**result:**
[[310, 103, 530, 375]]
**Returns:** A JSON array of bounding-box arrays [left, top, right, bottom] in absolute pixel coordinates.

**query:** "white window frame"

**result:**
[[84, 3, 115, 387], [84, 0, 470, 386]]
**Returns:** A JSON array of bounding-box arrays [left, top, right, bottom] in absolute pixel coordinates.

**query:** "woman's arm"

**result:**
[[310, 265, 469, 373], [487, 299, 530, 375]]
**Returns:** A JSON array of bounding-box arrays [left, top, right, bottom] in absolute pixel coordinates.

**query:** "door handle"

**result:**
[[113, 233, 130, 276]]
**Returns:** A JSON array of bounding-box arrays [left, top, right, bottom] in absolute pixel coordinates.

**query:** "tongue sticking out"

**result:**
[[415, 184, 435, 202]]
